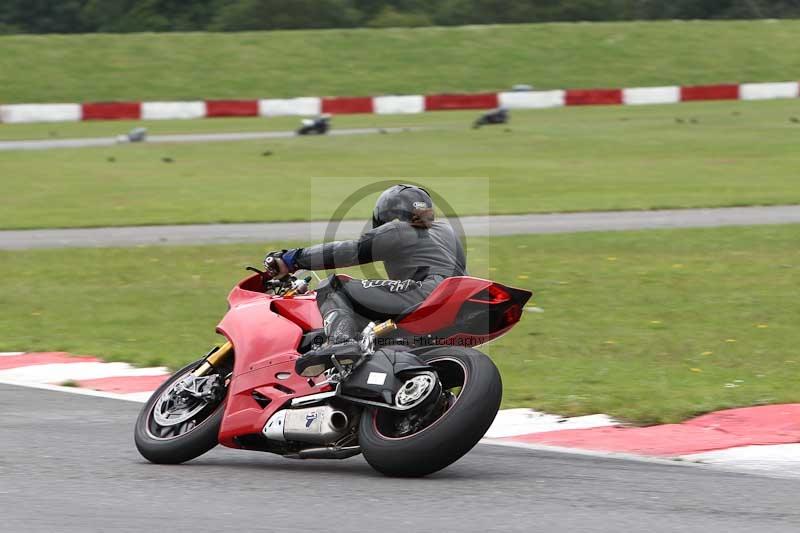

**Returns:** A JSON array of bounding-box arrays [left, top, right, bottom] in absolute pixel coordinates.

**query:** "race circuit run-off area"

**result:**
[[3, 17, 800, 531]]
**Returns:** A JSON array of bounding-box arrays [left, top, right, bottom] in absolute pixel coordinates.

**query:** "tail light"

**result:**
[[469, 285, 511, 304], [501, 304, 523, 328]]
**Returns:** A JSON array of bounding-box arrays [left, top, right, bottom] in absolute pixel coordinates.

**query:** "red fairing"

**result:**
[[216, 275, 329, 447], [397, 277, 493, 334], [271, 297, 323, 331], [397, 276, 532, 345]]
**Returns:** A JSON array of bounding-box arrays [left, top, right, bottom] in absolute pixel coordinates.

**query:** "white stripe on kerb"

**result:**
[[739, 82, 800, 101], [484, 408, 616, 438], [498, 90, 565, 109], [373, 95, 425, 114], [141, 101, 206, 120], [258, 97, 321, 117], [683, 444, 800, 477], [623, 86, 680, 105], [0, 362, 168, 383], [0, 104, 82, 124]]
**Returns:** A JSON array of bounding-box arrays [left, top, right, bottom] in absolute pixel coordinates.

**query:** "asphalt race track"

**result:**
[[3, 205, 800, 250], [2, 383, 799, 532], [0, 127, 418, 152]]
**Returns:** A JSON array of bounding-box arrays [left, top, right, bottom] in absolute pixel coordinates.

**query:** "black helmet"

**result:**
[[372, 184, 434, 229]]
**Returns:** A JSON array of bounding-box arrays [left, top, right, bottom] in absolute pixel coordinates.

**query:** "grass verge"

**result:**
[[2, 100, 800, 230], [1, 224, 798, 424], [2, 20, 800, 103]]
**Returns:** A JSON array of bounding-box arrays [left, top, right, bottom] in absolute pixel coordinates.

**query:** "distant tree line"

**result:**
[[2, 0, 800, 34]]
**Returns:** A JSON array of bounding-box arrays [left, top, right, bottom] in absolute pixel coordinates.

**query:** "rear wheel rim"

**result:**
[[372, 356, 468, 440]]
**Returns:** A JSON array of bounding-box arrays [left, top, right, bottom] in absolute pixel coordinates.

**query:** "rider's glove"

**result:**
[[263, 249, 301, 277], [281, 249, 301, 272]]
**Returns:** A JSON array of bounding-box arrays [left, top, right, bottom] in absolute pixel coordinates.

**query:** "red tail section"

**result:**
[[397, 276, 531, 346]]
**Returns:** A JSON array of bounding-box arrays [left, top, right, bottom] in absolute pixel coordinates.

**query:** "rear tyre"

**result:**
[[134, 358, 228, 464], [359, 347, 502, 477]]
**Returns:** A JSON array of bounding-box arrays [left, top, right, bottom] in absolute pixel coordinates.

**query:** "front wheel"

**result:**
[[359, 347, 502, 477], [134, 357, 229, 464]]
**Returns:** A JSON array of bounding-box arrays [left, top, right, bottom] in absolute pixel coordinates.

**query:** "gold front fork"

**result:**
[[192, 341, 233, 376]]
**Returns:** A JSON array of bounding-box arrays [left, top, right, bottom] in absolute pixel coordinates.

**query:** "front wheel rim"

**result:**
[[145, 369, 226, 441]]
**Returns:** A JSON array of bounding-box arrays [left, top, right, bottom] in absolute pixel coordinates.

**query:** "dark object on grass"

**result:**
[[675, 118, 684, 124], [162, 157, 174, 163], [690, 118, 699, 124], [297, 115, 330, 135], [261, 150, 273, 157], [504, 128, 512, 133], [107, 156, 116, 163], [732, 111, 741, 116], [49, 131, 58, 138], [473, 107, 509, 129], [790, 117, 800, 123]]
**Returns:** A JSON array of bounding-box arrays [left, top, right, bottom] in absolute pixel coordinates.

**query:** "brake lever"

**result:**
[[246, 266, 273, 291], [246, 266, 267, 276]]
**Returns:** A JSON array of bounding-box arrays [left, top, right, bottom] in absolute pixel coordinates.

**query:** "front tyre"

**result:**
[[134, 358, 228, 464], [359, 347, 502, 477]]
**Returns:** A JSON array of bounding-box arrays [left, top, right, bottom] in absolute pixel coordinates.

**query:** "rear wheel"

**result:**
[[359, 347, 502, 477], [134, 357, 230, 464]]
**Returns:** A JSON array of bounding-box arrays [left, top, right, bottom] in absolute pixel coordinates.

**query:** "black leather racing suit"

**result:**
[[293, 219, 467, 341]]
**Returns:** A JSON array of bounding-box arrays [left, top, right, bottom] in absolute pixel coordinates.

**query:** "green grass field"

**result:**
[[2, 224, 798, 424], [3, 100, 800, 230], [1, 20, 800, 103]]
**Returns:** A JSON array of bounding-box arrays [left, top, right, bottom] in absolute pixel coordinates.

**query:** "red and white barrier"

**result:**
[[1, 80, 799, 123]]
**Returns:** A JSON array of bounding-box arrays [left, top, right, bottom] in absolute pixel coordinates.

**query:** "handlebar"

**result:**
[[245, 266, 311, 296]]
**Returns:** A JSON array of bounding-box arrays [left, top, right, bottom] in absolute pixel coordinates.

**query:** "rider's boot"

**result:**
[[295, 310, 362, 377]]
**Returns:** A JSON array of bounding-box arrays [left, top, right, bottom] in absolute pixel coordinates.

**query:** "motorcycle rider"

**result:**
[[265, 184, 466, 375]]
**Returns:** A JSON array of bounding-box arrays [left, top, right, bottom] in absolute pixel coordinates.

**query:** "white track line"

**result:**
[[683, 444, 800, 477], [0, 352, 25, 356], [479, 439, 800, 480], [0, 379, 148, 402], [123, 391, 157, 402]]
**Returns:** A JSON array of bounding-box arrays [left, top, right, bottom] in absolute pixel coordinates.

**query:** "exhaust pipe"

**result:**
[[329, 410, 349, 431], [296, 445, 361, 460], [263, 407, 350, 444]]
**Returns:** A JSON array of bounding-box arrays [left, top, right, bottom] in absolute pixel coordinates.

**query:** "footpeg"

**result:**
[[295, 341, 362, 377]]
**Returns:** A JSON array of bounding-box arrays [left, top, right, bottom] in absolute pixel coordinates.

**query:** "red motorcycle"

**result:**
[[135, 266, 531, 477]]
